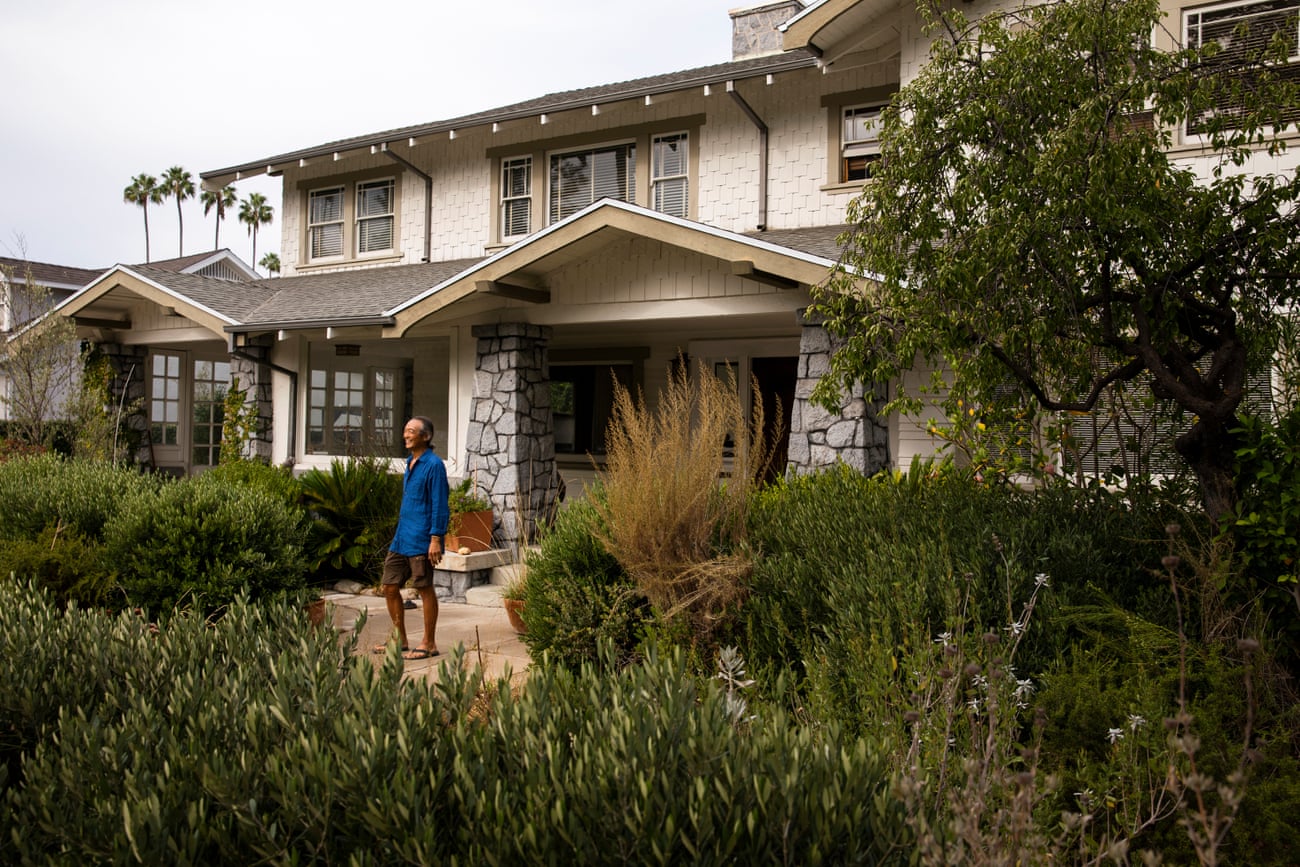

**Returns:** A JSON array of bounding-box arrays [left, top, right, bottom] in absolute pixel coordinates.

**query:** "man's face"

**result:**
[[402, 421, 427, 450]]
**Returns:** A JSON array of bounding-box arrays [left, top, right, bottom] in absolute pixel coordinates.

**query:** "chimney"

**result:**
[[731, 1, 805, 60]]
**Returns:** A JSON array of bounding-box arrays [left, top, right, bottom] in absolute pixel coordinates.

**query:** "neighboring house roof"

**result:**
[[0, 256, 103, 291], [201, 51, 819, 186], [239, 259, 487, 330]]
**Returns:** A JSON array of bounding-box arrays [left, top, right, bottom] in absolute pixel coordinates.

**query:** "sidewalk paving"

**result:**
[[319, 590, 532, 685]]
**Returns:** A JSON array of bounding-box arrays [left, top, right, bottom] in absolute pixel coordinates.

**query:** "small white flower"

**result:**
[[1005, 620, 1025, 637], [968, 697, 982, 713], [1128, 714, 1146, 732], [1107, 727, 1124, 744], [934, 631, 952, 644], [1034, 573, 1050, 588]]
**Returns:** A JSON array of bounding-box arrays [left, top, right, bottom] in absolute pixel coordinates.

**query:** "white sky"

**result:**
[[0, 0, 742, 272]]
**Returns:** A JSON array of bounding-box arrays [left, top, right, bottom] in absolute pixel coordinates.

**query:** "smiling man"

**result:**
[[375, 415, 450, 660]]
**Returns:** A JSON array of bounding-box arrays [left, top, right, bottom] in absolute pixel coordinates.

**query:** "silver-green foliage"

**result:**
[[0, 582, 908, 865], [0, 453, 159, 542]]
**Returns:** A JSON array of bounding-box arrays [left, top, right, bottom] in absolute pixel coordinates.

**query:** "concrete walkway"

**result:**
[[319, 588, 531, 685]]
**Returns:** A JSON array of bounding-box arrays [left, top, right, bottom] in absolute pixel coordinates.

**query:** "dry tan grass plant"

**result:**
[[594, 357, 780, 638]]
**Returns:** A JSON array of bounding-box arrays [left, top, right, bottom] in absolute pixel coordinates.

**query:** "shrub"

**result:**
[[298, 456, 401, 585], [520, 492, 651, 671], [203, 458, 301, 507], [0, 453, 159, 542], [102, 473, 309, 615], [0, 585, 909, 865], [0, 525, 110, 608]]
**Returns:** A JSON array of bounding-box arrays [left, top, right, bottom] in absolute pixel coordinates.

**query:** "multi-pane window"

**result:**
[[651, 133, 689, 218], [150, 352, 182, 447], [1185, 0, 1300, 133], [501, 157, 532, 238], [307, 365, 405, 455], [191, 359, 230, 468], [309, 187, 344, 259], [549, 143, 636, 223], [356, 179, 395, 254], [842, 105, 884, 182]]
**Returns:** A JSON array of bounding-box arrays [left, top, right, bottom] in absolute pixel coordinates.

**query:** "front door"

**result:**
[[148, 350, 230, 474]]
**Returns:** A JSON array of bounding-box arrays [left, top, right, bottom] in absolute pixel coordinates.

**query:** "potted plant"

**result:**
[[448, 477, 494, 552], [500, 572, 527, 634]]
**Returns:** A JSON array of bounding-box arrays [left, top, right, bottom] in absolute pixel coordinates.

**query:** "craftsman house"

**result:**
[[51, 0, 1298, 543]]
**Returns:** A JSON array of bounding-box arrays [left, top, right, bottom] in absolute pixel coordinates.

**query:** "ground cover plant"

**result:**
[[0, 581, 908, 865]]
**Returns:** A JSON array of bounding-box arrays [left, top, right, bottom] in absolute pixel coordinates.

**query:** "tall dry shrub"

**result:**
[[594, 359, 778, 637]]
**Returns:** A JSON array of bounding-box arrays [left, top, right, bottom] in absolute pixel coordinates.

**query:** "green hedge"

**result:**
[[520, 492, 653, 671], [0, 581, 909, 865], [101, 472, 309, 615], [0, 454, 159, 542]]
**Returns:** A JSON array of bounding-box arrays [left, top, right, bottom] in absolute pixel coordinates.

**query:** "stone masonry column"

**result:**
[[464, 323, 559, 549], [98, 342, 149, 467], [229, 339, 274, 463], [787, 308, 890, 476]]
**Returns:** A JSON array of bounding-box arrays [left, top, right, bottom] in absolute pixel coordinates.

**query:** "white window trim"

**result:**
[[355, 178, 396, 257], [500, 156, 533, 241], [651, 131, 690, 219]]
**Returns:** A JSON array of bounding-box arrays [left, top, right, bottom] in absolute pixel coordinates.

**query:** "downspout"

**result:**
[[230, 348, 299, 467], [382, 146, 433, 263], [728, 84, 768, 231]]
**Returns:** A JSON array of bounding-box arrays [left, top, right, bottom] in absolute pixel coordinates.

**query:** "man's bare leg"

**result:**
[[413, 584, 439, 655], [382, 583, 409, 650]]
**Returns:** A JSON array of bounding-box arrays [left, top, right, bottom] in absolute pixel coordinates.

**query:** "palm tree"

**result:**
[[161, 166, 195, 257], [123, 173, 164, 263], [259, 252, 281, 276], [201, 185, 237, 250], [238, 192, 274, 267]]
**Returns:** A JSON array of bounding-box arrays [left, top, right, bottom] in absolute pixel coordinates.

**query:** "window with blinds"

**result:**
[[309, 187, 344, 260], [356, 179, 394, 254], [501, 157, 532, 239], [549, 143, 636, 223], [652, 133, 689, 218], [842, 105, 884, 182], [1185, 0, 1300, 134]]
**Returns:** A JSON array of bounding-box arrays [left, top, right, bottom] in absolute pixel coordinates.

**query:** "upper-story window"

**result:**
[[309, 187, 345, 259], [842, 105, 884, 183], [302, 171, 401, 266], [651, 133, 689, 218], [501, 157, 532, 239], [550, 142, 637, 222], [356, 180, 394, 254], [1184, 0, 1300, 134]]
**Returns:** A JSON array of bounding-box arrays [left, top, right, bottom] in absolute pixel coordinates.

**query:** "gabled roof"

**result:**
[[0, 256, 103, 291], [384, 199, 845, 336], [780, 0, 902, 71], [139, 249, 259, 281], [201, 51, 818, 187], [56, 264, 279, 338]]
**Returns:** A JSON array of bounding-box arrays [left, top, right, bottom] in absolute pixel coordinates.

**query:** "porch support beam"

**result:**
[[731, 260, 801, 290], [475, 279, 551, 304]]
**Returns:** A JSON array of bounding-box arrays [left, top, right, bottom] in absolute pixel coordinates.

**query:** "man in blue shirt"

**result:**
[[376, 415, 450, 660]]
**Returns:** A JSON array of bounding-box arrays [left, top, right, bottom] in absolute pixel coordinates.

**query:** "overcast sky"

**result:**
[[1, 0, 744, 273]]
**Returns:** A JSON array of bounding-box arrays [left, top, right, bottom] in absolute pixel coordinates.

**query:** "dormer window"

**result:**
[[301, 170, 402, 266], [842, 105, 883, 183]]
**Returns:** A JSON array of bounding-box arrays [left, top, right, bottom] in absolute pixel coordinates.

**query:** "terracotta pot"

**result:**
[[306, 598, 328, 627], [503, 597, 526, 634], [448, 509, 494, 552]]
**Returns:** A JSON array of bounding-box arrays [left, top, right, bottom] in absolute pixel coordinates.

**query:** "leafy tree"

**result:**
[[258, 251, 280, 276], [813, 0, 1300, 523], [0, 261, 79, 447], [238, 192, 273, 268], [122, 173, 164, 263], [160, 166, 195, 258], [201, 184, 237, 250]]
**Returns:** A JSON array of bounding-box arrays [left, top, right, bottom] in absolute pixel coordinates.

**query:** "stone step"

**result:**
[[465, 584, 505, 608]]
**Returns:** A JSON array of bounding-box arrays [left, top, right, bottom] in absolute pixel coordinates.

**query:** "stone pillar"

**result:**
[[464, 323, 559, 548], [229, 339, 273, 463], [787, 309, 890, 476], [98, 343, 149, 467]]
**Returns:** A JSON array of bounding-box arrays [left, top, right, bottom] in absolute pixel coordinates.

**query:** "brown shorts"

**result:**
[[382, 550, 434, 589]]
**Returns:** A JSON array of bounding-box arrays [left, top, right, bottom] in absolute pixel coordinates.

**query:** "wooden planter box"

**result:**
[[447, 509, 494, 552]]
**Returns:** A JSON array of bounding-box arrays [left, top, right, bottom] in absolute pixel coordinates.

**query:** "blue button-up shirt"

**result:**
[[389, 450, 450, 557]]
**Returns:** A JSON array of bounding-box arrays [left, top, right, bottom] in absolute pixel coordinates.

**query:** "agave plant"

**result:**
[[298, 456, 401, 583]]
